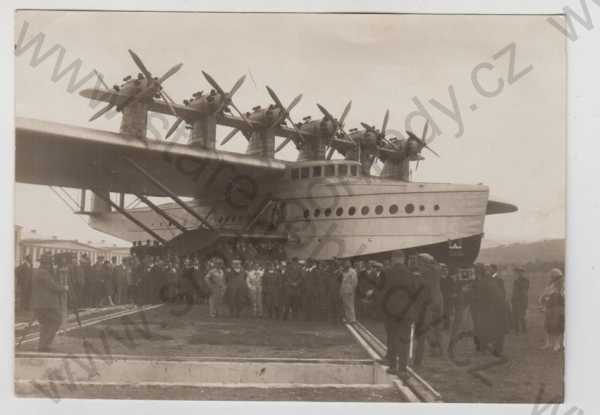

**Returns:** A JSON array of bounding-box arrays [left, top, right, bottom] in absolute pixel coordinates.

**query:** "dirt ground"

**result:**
[[363, 271, 564, 403], [18, 303, 368, 360]]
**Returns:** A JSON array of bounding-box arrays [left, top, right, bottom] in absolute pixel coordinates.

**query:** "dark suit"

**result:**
[[378, 262, 418, 373], [511, 276, 530, 333], [471, 275, 509, 354], [31, 266, 65, 351]]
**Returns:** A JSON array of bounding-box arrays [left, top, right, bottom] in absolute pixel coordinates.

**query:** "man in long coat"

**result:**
[[471, 264, 509, 356], [511, 267, 530, 334], [225, 259, 247, 318], [377, 251, 418, 378], [262, 261, 282, 319], [31, 253, 68, 352]]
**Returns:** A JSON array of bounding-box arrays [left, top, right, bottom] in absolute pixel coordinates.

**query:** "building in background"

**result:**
[[15, 226, 131, 267]]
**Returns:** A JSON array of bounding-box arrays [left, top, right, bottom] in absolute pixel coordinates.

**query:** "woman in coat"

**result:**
[[539, 268, 565, 352]]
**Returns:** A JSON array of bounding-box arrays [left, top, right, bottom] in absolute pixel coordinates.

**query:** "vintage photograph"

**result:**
[[14, 11, 566, 403]]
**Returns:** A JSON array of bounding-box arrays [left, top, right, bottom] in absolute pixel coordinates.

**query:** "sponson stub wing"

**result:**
[[486, 199, 518, 215], [15, 117, 286, 198]]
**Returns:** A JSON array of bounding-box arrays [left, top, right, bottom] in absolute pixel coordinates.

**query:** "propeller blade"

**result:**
[[161, 89, 178, 107], [93, 70, 110, 90], [339, 100, 352, 125], [416, 159, 420, 171], [128, 49, 152, 79], [89, 103, 114, 122], [166, 117, 184, 139], [229, 74, 246, 96], [275, 137, 293, 153], [316, 103, 335, 121], [361, 122, 372, 131], [159, 91, 178, 118], [381, 109, 389, 135], [158, 62, 183, 84], [286, 94, 303, 113], [266, 86, 285, 109], [326, 147, 335, 160], [424, 145, 440, 158], [202, 70, 226, 96], [229, 102, 254, 130], [221, 128, 240, 146], [422, 121, 429, 143], [407, 129, 440, 158]]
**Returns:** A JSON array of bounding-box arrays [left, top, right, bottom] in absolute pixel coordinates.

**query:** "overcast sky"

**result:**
[[14, 11, 566, 245]]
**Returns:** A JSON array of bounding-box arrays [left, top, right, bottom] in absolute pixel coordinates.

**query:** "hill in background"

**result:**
[[477, 238, 565, 266]]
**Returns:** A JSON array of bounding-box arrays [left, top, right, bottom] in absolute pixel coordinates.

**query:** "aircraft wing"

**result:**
[[79, 88, 313, 143], [15, 117, 287, 198]]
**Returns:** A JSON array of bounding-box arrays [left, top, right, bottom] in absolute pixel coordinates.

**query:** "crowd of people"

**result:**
[[15, 248, 565, 371]]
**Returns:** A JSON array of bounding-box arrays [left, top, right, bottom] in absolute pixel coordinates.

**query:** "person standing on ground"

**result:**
[[262, 260, 282, 319], [112, 257, 128, 305], [324, 261, 342, 324], [539, 268, 565, 351], [31, 253, 68, 352], [439, 263, 456, 330], [282, 258, 303, 320], [246, 261, 264, 318], [339, 259, 358, 323], [225, 259, 247, 318], [205, 258, 226, 318], [377, 251, 417, 378], [511, 267, 530, 334], [472, 264, 509, 357], [416, 253, 444, 358], [15, 255, 33, 312]]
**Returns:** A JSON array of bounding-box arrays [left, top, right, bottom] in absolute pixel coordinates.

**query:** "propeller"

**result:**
[[89, 49, 182, 123], [166, 71, 254, 141], [406, 121, 440, 158], [201, 71, 252, 127], [287, 100, 352, 158], [88, 70, 115, 121], [265, 86, 303, 152]]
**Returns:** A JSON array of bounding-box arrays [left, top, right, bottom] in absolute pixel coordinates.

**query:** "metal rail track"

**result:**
[[15, 304, 163, 346], [347, 320, 443, 402]]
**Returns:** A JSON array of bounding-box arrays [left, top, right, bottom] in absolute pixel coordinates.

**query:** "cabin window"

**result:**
[[303, 209, 310, 219], [324, 208, 332, 217], [336, 207, 344, 216], [350, 165, 358, 176], [419, 205, 425, 212], [300, 167, 310, 179], [434, 204, 440, 211], [314, 208, 321, 217], [390, 204, 399, 214], [338, 164, 348, 176], [405, 204, 415, 214], [361, 206, 369, 215], [325, 165, 335, 177], [291, 168, 299, 180], [313, 166, 322, 177], [375, 205, 383, 215], [348, 206, 356, 216]]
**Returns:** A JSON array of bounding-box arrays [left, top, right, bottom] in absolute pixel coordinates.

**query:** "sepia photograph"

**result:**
[[13, 10, 569, 404]]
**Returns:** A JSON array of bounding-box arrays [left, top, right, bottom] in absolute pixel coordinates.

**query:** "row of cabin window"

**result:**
[[303, 203, 441, 219], [291, 164, 359, 180]]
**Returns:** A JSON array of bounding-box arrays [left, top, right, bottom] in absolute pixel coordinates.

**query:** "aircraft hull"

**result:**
[[87, 177, 489, 267]]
